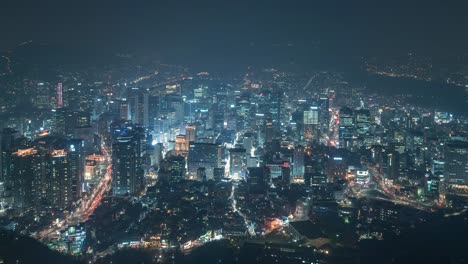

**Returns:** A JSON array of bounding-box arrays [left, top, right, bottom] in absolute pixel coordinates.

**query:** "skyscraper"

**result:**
[[304, 106, 319, 142], [264, 118, 274, 144], [292, 146, 305, 178], [230, 148, 247, 179], [339, 107, 355, 149], [10, 148, 42, 209], [444, 141, 468, 185], [187, 143, 221, 180], [112, 136, 144, 196], [318, 96, 330, 132], [56, 82, 63, 108], [185, 124, 196, 143], [355, 109, 371, 136]]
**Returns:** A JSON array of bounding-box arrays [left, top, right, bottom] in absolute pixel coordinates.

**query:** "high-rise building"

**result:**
[[355, 109, 371, 136], [187, 143, 221, 180], [174, 135, 189, 156], [185, 124, 196, 143], [56, 82, 63, 108], [128, 89, 149, 127], [9, 148, 42, 209], [4, 136, 85, 211], [444, 141, 468, 185], [66, 139, 84, 203], [49, 149, 72, 209], [112, 136, 144, 196], [318, 96, 330, 131], [292, 146, 305, 178], [0, 128, 18, 184], [339, 107, 355, 149], [119, 98, 130, 121], [34, 82, 51, 109], [230, 148, 247, 179], [304, 106, 319, 142], [384, 151, 399, 180], [264, 118, 274, 144], [52, 108, 68, 136], [213, 167, 225, 181], [247, 167, 266, 194], [168, 155, 186, 183]]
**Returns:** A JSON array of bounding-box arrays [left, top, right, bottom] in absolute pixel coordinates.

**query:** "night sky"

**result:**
[[1, 0, 468, 68]]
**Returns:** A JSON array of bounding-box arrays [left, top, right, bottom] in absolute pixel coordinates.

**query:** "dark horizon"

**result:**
[[2, 1, 468, 61]]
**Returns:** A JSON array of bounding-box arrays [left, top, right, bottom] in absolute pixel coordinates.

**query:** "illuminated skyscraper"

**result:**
[[292, 146, 305, 178], [174, 135, 189, 156], [129, 88, 149, 127], [304, 106, 319, 142], [185, 124, 196, 143], [112, 136, 144, 196], [9, 148, 42, 209], [56, 82, 63, 108], [230, 148, 247, 179], [444, 141, 468, 185], [318, 96, 330, 131], [66, 139, 84, 203], [187, 143, 221, 180], [339, 107, 355, 149], [34, 82, 51, 109], [355, 109, 371, 136], [264, 118, 274, 144]]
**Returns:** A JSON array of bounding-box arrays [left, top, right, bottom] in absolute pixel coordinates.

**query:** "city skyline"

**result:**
[[1, 1, 468, 264]]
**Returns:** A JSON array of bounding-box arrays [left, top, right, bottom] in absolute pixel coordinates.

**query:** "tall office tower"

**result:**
[[194, 84, 205, 100], [0, 128, 18, 183], [338, 107, 355, 149], [119, 98, 131, 121], [148, 95, 159, 130], [56, 82, 63, 108], [355, 109, 371, 136], [174, 135, 189, 156], [52, 108, 85, 138], [318, 96, 330, 131], [66, 139, 84, 203], [172, 99, 184, 124], [52, 108, 68, 136], [270, 91, 287, 129], [242, 132, 254, 155], [9, 148, 42, 209], [292, 110, 304, 140], [235, 93, 250, 130], [166, 155, 186, 183], [212, 106, 225, 134], [129, 89, 149, 127], [384, 151, 399, 180], [303, 106, 319, 142], [185, 124, 196, 143], [142, 92, 150, 128], [292, 146, 305, 178], [112, 136, 144, 196], [264, 118, 274, 144], [444, 141, 468, 185], [48, 149, 72, 209], [229, 148, 247, 179], [34, 82, 51, 109], [213, 167, 225, 181], [247, 167, 266, 194], [255, 113, 266, 146], [187, 143, 222, 180]]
